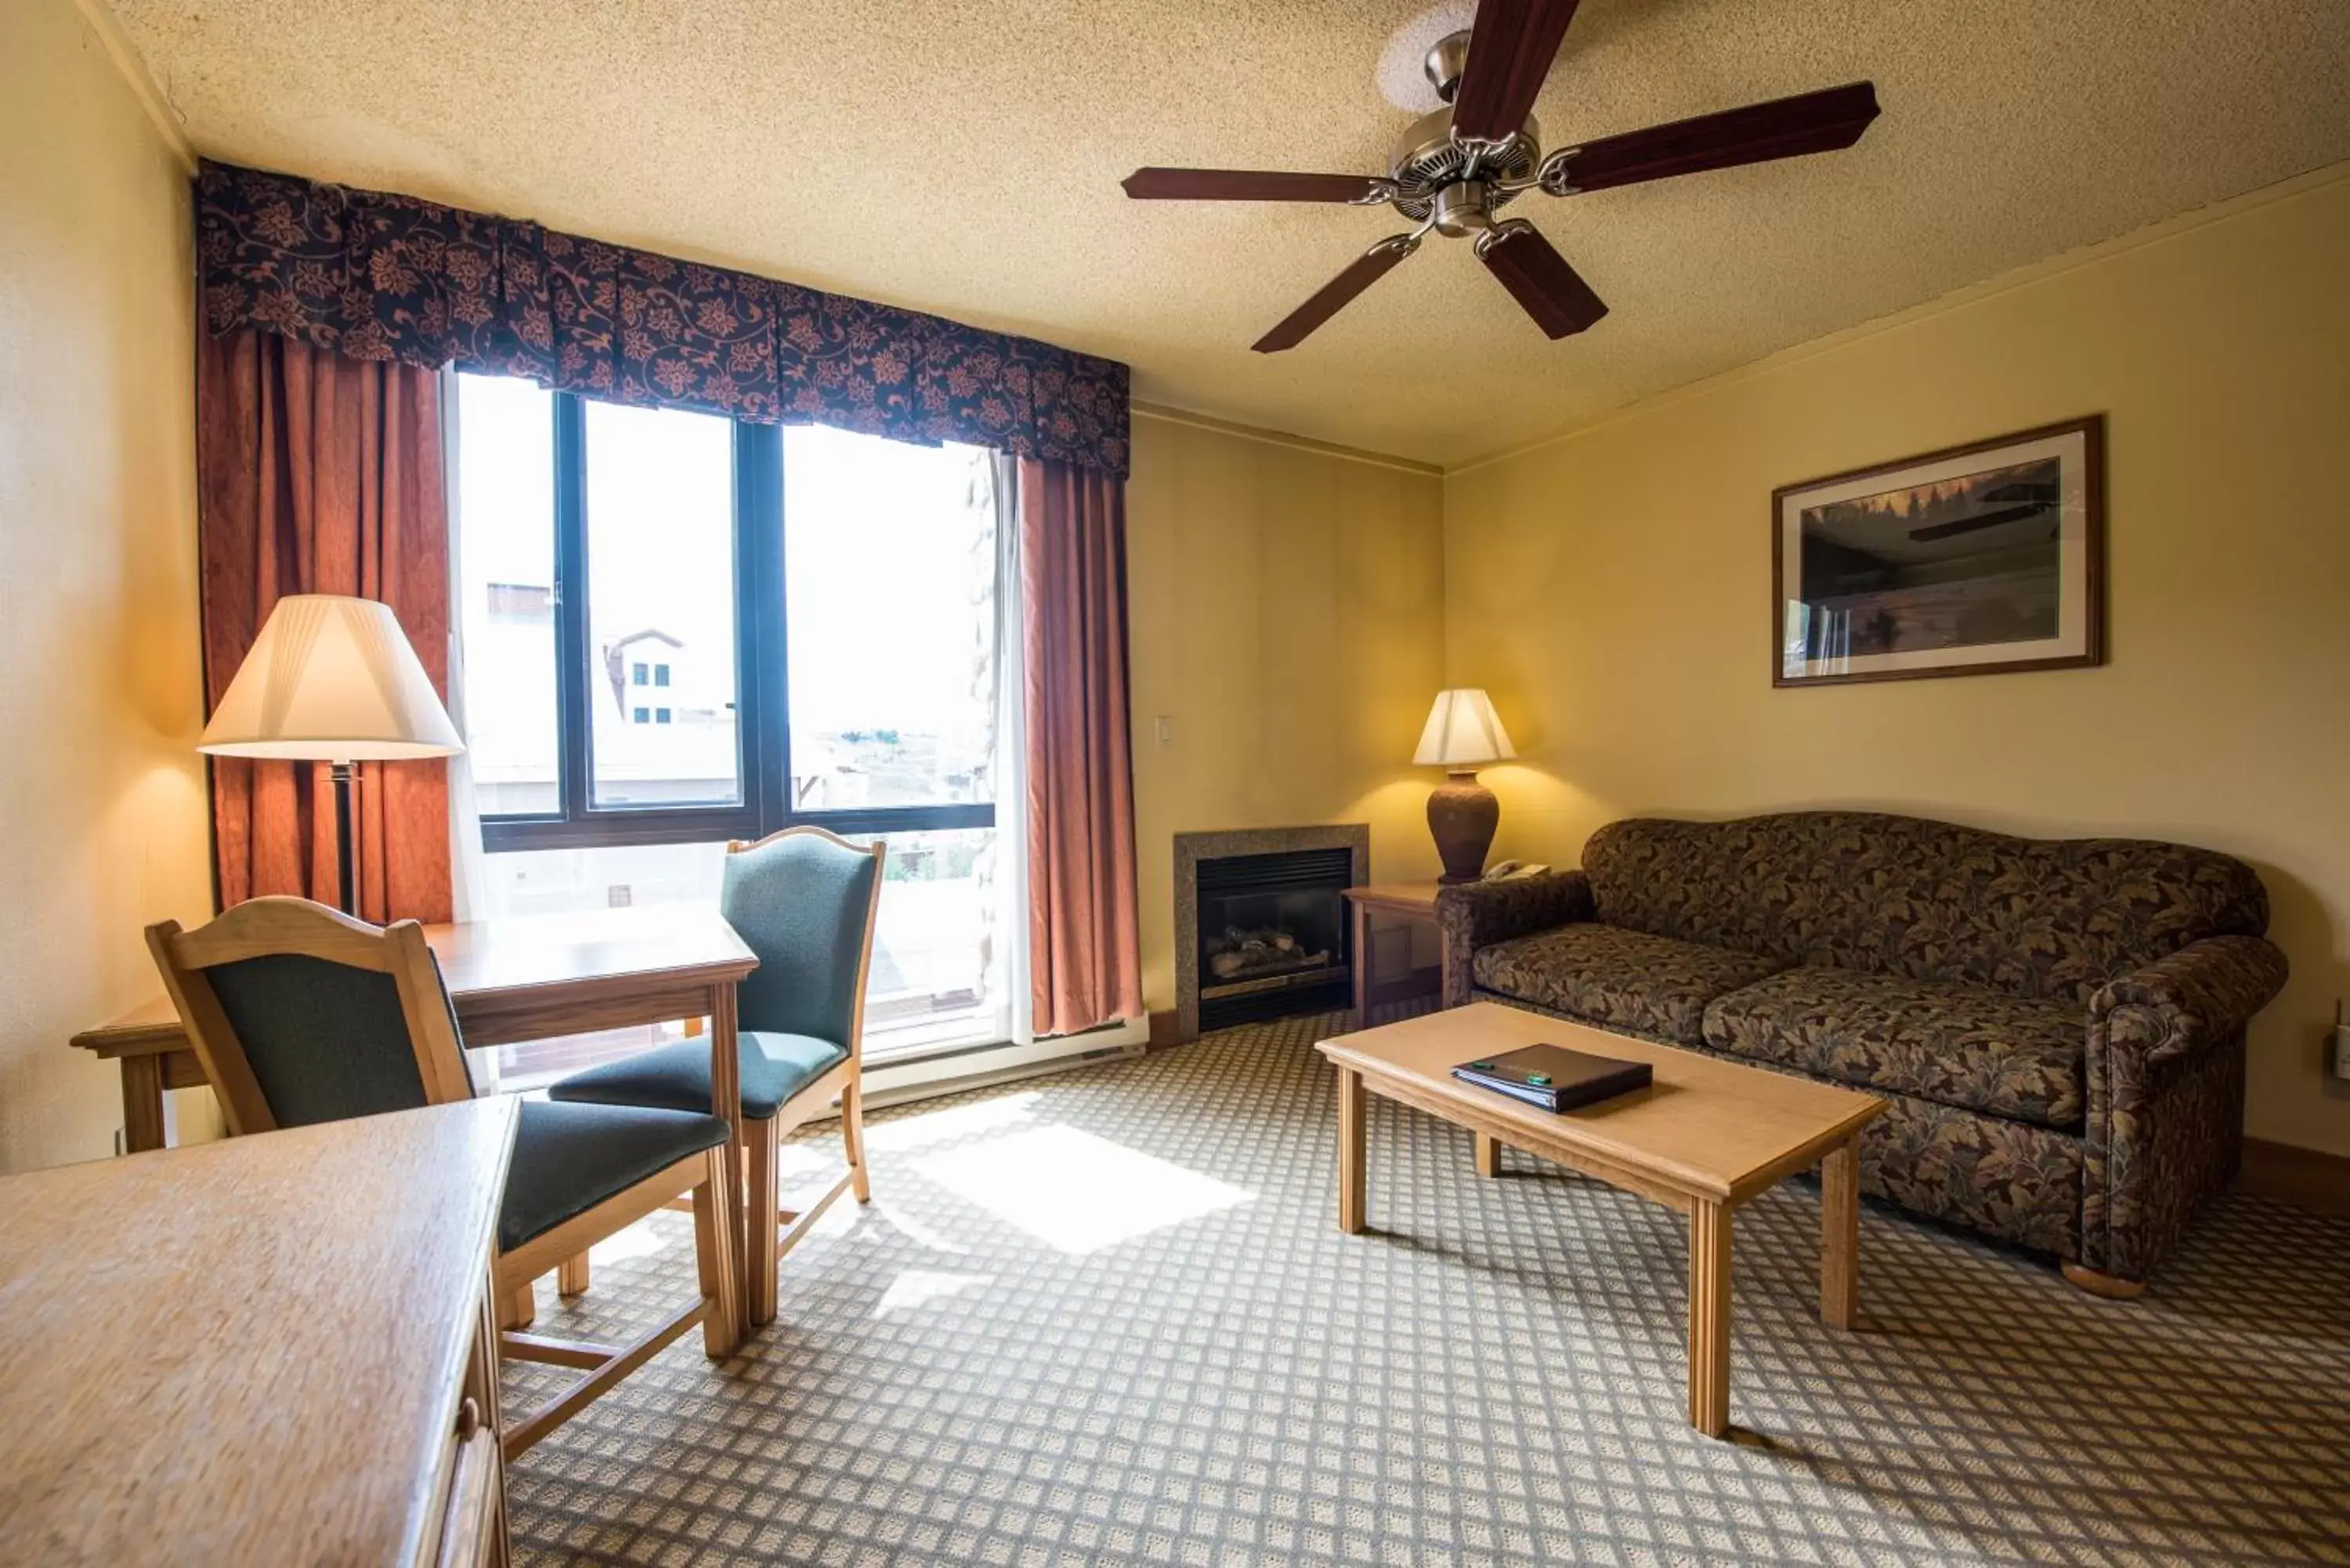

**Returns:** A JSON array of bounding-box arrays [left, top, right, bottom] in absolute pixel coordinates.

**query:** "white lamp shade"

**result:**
[[1412, 688, 1516, 768], [199, 594, 464, 761]]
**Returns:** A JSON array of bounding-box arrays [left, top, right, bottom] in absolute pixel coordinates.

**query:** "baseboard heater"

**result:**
[[856, 1018, 1149, 1113]]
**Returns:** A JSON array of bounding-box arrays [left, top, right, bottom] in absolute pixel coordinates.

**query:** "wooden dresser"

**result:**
[[0, 1097, 518, 1566]]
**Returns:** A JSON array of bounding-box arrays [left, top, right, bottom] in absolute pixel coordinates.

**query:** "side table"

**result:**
[[1340, 881, 1452, 1030]]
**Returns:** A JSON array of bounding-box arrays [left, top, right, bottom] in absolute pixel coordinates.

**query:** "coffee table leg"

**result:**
[[1687, 1198, 1732, 1438], [1820, 1136, 1860, 1331], [1336, 1065, 1366, 1234], [1473, 1132, 1502, 1178]]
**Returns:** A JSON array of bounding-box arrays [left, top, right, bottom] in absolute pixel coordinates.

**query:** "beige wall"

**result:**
[[1443, 164, 2350, 1157], [1125, 411, 1448, 1019], [0, 0, 214, 1172]]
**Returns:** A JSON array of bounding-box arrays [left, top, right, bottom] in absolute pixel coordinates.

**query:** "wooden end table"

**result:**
[[1340, 881, 1452, 1028], [1317, 1002, 1883, 1439]]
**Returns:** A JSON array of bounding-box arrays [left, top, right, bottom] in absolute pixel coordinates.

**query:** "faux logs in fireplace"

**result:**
[[1192, 847, 1354, 1031]]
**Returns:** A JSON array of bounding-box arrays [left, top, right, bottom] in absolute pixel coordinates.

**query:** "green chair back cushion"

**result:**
[[204, 952, 472, 1125], [722, 833, 880, 1045]]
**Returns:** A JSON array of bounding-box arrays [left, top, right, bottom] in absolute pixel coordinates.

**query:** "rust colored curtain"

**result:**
[[1019, 458, 1144, 1035], [196, 329, 454, 923]]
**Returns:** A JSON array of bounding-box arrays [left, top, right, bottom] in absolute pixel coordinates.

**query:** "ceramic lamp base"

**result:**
[[1428, 770, 1499, 883]]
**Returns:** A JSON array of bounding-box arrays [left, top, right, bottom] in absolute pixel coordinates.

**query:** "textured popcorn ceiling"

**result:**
[[109, 0, 2350, 466]]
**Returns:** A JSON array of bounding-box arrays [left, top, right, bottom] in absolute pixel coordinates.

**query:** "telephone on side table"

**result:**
[[1480, 860, 1549, 880]]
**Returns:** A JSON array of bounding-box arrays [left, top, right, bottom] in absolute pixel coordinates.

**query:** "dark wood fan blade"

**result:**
[[1477, 221, 1607, 339], [1252, 238, 1418, 353], [1549, 81, 1880, 194], [1450, 0, 1582, 142], [1122, 168, 1383, 203]]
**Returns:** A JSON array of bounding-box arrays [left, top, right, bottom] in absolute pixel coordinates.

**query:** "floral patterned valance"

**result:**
[[195, 161, 1130, 476]]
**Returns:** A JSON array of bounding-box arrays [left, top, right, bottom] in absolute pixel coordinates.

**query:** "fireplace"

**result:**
[[1174, 826, 1368, 1038]]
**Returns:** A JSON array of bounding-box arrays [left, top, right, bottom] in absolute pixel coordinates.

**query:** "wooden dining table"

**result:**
[[70, 903, 760, 1324]]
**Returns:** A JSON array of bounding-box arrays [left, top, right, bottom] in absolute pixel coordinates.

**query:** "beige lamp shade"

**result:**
[[1412, 688, 1516, 769], [199, 594, 463, 761]]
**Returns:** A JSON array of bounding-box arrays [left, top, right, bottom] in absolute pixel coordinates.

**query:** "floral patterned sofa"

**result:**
[[1434, 811, 2288, 1292]]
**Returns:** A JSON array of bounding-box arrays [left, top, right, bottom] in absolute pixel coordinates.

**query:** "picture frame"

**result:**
[[1771, 415, 2105, 688]]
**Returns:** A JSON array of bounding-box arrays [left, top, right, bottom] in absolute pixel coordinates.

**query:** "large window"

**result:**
[[453, 374, 1011, 1058]]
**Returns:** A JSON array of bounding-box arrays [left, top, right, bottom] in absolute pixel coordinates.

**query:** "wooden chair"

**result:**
[[145, 896, 743, 1461], [549, 826, 884, 1325]]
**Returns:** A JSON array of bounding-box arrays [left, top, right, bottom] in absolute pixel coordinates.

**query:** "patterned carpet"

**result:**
[[503, 1009, 2350, 1566]]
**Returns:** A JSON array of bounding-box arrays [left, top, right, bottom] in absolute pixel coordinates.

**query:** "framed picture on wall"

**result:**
[[1772, 415, 2105, 687]]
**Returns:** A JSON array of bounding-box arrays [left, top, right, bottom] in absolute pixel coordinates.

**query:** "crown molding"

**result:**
[[1132, 401, 1441, 478], [74, 0, 194, 174]]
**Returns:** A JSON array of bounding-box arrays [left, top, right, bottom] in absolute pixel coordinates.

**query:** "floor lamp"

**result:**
[[198, 594, 465, 916]]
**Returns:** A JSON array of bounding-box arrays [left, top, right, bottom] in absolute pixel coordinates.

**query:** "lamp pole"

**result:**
[[330, 760, 357, 916]]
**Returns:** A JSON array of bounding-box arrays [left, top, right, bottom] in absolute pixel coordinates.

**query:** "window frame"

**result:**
[[474, 388, 996, 852]]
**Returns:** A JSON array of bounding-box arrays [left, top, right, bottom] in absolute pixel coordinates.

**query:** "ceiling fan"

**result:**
[[1122, 0, 1879, 352]]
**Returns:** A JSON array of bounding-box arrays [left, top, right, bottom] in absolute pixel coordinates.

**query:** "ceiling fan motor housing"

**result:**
[[1388, 106, 1540, 227]]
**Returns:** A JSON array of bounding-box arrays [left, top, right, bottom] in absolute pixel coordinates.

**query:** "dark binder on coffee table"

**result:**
[[1452, 1042, 1652, 1113]]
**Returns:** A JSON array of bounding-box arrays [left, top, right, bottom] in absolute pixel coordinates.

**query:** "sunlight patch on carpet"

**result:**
[[864, 1092, 1042, 1154], [873, 1269, 998, 1317], [913, 1123, 1253, 1255]]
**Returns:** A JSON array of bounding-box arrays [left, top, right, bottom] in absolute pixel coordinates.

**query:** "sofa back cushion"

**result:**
[[1582, 811, 2269, 1003]]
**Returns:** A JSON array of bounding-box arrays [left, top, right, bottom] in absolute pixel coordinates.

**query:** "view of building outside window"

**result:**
[[452, 374, 1009, 1073], [582, 398, 743, 808]]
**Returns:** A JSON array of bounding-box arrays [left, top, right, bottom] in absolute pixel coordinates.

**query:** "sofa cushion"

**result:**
[[1473, 923, 1788, 1045], [1701, 967, 2085, 1130], [1583, 811, 2272, 1005]]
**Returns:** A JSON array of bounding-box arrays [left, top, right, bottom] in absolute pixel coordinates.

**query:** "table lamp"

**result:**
[[1413, 688, 1515, 883], [198, 594, 464, 915]]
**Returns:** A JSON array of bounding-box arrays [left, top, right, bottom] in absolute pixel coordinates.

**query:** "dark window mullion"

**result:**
[[551, 392, 592, 825], [739, 423, 789, 838], [788, 804, 997, 836]]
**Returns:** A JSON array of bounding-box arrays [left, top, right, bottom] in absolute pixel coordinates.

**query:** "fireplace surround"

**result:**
[[1173, 825, 1369, 1039]]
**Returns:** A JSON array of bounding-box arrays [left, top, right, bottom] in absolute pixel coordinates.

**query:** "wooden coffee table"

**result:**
[[1317, 1002, 1884, 1438]]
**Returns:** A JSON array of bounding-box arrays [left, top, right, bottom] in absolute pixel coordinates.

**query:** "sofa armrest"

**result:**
[[2088, 935, 2289, 1069], [2079, 934, 2286, 1283], [1433, 871, 1594, 1007]]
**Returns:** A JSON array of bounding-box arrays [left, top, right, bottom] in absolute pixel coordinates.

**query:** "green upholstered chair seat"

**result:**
[[500, 1099, 731, 1252], [545, 1030, 849, 1123]]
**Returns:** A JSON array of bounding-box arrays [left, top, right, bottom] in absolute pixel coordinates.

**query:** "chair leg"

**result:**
[[690, 1145, 743, 1357], [501, 1281, 537, 1331], [557, 1252, 591, 1297], [842, 1076, 871, 1203], [747, 1115, 781, 1328]]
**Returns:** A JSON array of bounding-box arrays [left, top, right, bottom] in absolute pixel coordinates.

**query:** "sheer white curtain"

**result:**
[[439, 370, 495, 1088], [989, 452, 1034, 1048], [439, 369, 492, 925]]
